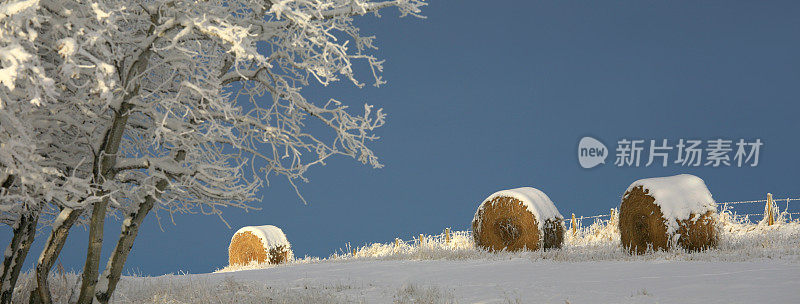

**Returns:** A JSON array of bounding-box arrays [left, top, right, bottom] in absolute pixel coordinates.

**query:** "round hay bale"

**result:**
[[619, 174, 718, 254], [228, 225, 293, 266], [472, 187, 564, 251]]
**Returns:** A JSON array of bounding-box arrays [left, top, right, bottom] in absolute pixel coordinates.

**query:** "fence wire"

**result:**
[[378, 196, 799, 249], [567, 196, 799, 223], [721, 198, 800, 205]]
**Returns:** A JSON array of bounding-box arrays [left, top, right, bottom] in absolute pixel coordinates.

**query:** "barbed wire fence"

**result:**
[[338, 195, 800, 256], [365, 194, 799, 251], [578, 195, 800, 232]]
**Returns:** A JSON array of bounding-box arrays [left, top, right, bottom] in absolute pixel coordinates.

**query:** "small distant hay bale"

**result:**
[[619, 174, 718, 254], [472, 187, 564, 251], [228, 225, 293, 266]]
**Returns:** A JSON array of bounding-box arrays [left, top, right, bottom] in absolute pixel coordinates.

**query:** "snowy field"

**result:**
[[11, 212, 800, 303], [124, 259, 799, 303], [15, 258, 798, 303]]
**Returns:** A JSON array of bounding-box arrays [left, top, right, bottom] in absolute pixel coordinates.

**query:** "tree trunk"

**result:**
[[95, 150, 183, 304], [0, 213, 39, 304], [29, 208, 81, 304], [93, 194, 156, 304], [77, 100, 134, 304], [77, 13, 158, 302], [76, 199, 110, 304]]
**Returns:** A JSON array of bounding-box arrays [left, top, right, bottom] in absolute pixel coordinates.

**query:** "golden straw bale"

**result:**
[[619, 174, 718, 254], [472, 187, 564, 251], [228, 225, 293, 265]]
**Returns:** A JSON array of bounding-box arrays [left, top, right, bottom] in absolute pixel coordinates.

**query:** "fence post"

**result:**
[[571, 213, 577, 237], [419, 234, 425, 246], [445, 228, 451, 243], [609, 208, 615, 226], [767, 193, 774, 226], [395, 238, 400, 247]]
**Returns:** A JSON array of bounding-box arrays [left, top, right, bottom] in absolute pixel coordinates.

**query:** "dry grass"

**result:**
[[216, 207, 800, 274], [11, 271, 467, 303], [11, 207, 800, 303], [393, 283, 456, 304]]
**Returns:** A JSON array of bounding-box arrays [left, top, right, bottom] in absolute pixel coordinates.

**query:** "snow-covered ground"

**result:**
[[122, 259, 798, 303], [11, 212, 800, 303]]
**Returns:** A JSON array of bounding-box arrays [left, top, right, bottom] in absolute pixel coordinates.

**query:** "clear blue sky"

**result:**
[[4, 0, 800, 275]]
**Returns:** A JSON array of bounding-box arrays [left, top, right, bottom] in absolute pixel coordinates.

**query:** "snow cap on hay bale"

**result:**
[[472, 187, 564, 251], [229, 225, 293, 266], [619, 174, 718, 254]]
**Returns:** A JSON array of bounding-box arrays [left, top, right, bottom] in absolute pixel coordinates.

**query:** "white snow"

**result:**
[[56, 38, 76, 59], [231, 225, 291, 252], [474, 187, 564, 231], [9, 215, 800, 303], [90, 2, 110, 21], [106, 260, 800, 304], [50, 208, 72, 231], [625, 174, 717, 233], [0, 44, 32, 90], [0, 0, 37, 18]]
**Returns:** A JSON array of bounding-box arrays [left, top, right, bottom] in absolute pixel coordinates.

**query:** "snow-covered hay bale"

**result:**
[[619, 174, 718, 254], [228, 225, 293, 266], [472, 187, 564, 251]]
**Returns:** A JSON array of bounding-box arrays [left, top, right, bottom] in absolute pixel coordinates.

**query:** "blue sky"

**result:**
[[4, 0, 800, 275]]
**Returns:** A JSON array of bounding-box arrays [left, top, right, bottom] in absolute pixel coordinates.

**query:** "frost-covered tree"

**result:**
[[0, 1, 110, 302], [0, 0, 425, 303], [0, 1, 67, 301]]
